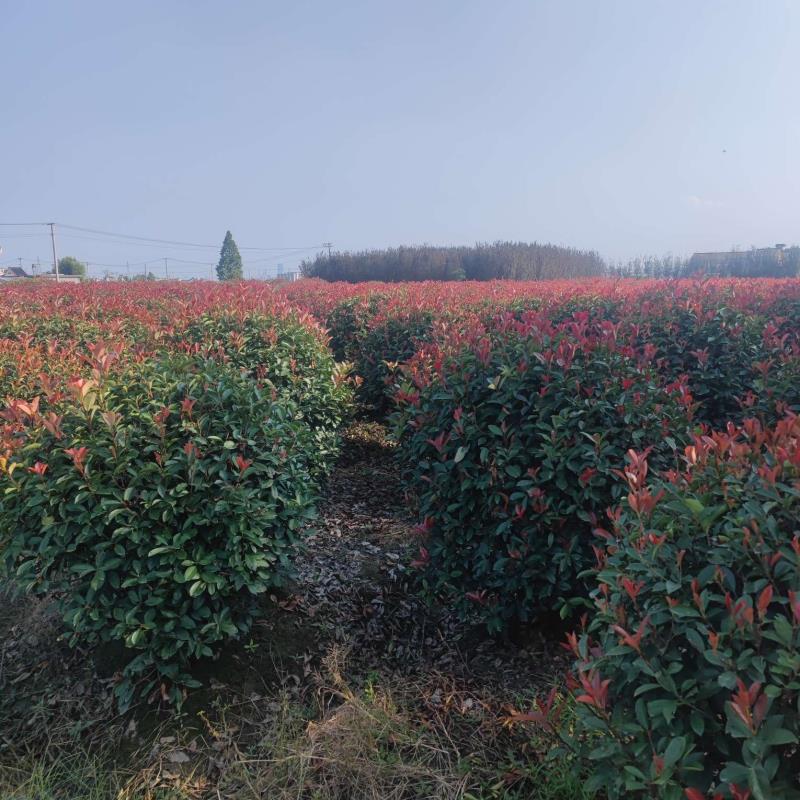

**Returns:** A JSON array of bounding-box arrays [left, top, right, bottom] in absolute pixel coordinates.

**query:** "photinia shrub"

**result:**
[[0, 355, 318, 708], [354, 309, 436, 411], [325, 294, 388, 362], [741, 322, 800, 426], [392, 315, 694, 630], [177, 312, 352, 474], [561, 416, 800, 799], [279, 276, 800, 425], [641, 305, 764, 428]]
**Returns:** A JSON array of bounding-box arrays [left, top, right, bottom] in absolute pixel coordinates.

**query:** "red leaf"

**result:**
[[757, 585, 773, 615]]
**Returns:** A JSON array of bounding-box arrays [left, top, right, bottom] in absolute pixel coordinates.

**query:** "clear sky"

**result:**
[[1, 0, 798, 278]]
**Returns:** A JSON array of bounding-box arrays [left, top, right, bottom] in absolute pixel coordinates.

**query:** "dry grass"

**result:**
[[215, 648, 471, 800], [0, 645, 589, 800]]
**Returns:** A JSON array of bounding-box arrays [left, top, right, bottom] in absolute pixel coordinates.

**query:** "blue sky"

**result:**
[[1, 1, 798, 278]]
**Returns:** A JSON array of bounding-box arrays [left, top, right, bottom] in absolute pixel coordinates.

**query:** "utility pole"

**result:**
[[323, 242, 333, 259], [49, 222, 60, 283], [164, 257, 169, 280], [126, 261, 130, 280]]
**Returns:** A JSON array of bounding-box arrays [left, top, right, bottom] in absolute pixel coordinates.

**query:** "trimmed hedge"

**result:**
[[0, 356, 322, 708], [176, 312, 352, 473], [563, 416, 800, 799], [392, 315, 694, 630]]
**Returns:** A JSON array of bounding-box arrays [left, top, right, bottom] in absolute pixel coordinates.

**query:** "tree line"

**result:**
[[49, 237, 800, 285], [301, 242, 607, 282], [609, 247, 800, 279]]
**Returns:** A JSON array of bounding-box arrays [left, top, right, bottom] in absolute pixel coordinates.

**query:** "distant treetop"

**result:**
[[57, 256, 87, 277], [300, 241, 606, 282]]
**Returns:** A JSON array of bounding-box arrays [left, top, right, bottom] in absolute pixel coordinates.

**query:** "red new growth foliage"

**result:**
[[756, 585, 773, 616], [575, 669, 610, 711], [621, 577, 645, 601], [181, 397, 196, 417], [788, 591, 800, 624], [611, 616, 649, 653], [729, 679, 769, 733], [235, 454, 253, 473], [64, 446, 89, 474], [183, 441, 201, 459]]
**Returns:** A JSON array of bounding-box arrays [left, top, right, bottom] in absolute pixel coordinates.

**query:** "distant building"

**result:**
[[0, 265, 30, 281], [689, 244, 792, 276], [0, 265, 82, 283], [38, 272, 83, 283]]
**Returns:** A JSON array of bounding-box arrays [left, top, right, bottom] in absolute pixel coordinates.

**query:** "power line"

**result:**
[[0, 221, 321, 281], [0, 231, 322, 254], [57, 224, 324, 252], [82, 258, 156, 268], [162, 257, 215, 266], [0, 221, 326, 252]]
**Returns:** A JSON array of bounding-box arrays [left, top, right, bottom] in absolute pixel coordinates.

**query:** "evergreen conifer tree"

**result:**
[[216, 231, 243, 281]]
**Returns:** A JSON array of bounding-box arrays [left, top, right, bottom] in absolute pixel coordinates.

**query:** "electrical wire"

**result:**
[[0, 221, 322, 280], [0, 221, 327, 253], [57, 224, 324, 252]]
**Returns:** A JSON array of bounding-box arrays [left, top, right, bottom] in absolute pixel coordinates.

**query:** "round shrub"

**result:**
[[0, 356, 317, 708], [354, 309, 436, 411], [640, 305, 777, 429], [564, 416, 800, 799], [177, 312, 352, 474], [392, 316, 693, 631], [325, 294, 387, 362]]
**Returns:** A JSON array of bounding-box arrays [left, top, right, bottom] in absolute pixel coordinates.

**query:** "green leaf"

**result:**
[[762, 727, 797, 746], [663, 736, 686, 768], [683, 497, 705, 516], [647, 699, 677, 723], [689, 711, 705, 737]]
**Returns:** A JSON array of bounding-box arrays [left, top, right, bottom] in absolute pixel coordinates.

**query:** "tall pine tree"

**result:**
[[216, 230, 243, 281]]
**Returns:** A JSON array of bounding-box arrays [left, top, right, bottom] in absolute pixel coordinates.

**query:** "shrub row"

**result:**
[[556, 416, 800, 799], [281, 279, 800, 424], [392, 313, 695, 629]]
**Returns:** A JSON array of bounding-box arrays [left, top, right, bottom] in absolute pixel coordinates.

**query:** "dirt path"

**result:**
[[290, 421, 566, 692]]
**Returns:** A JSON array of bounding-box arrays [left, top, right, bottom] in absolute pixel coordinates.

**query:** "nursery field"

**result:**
[[2, 277, 800, 799]]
